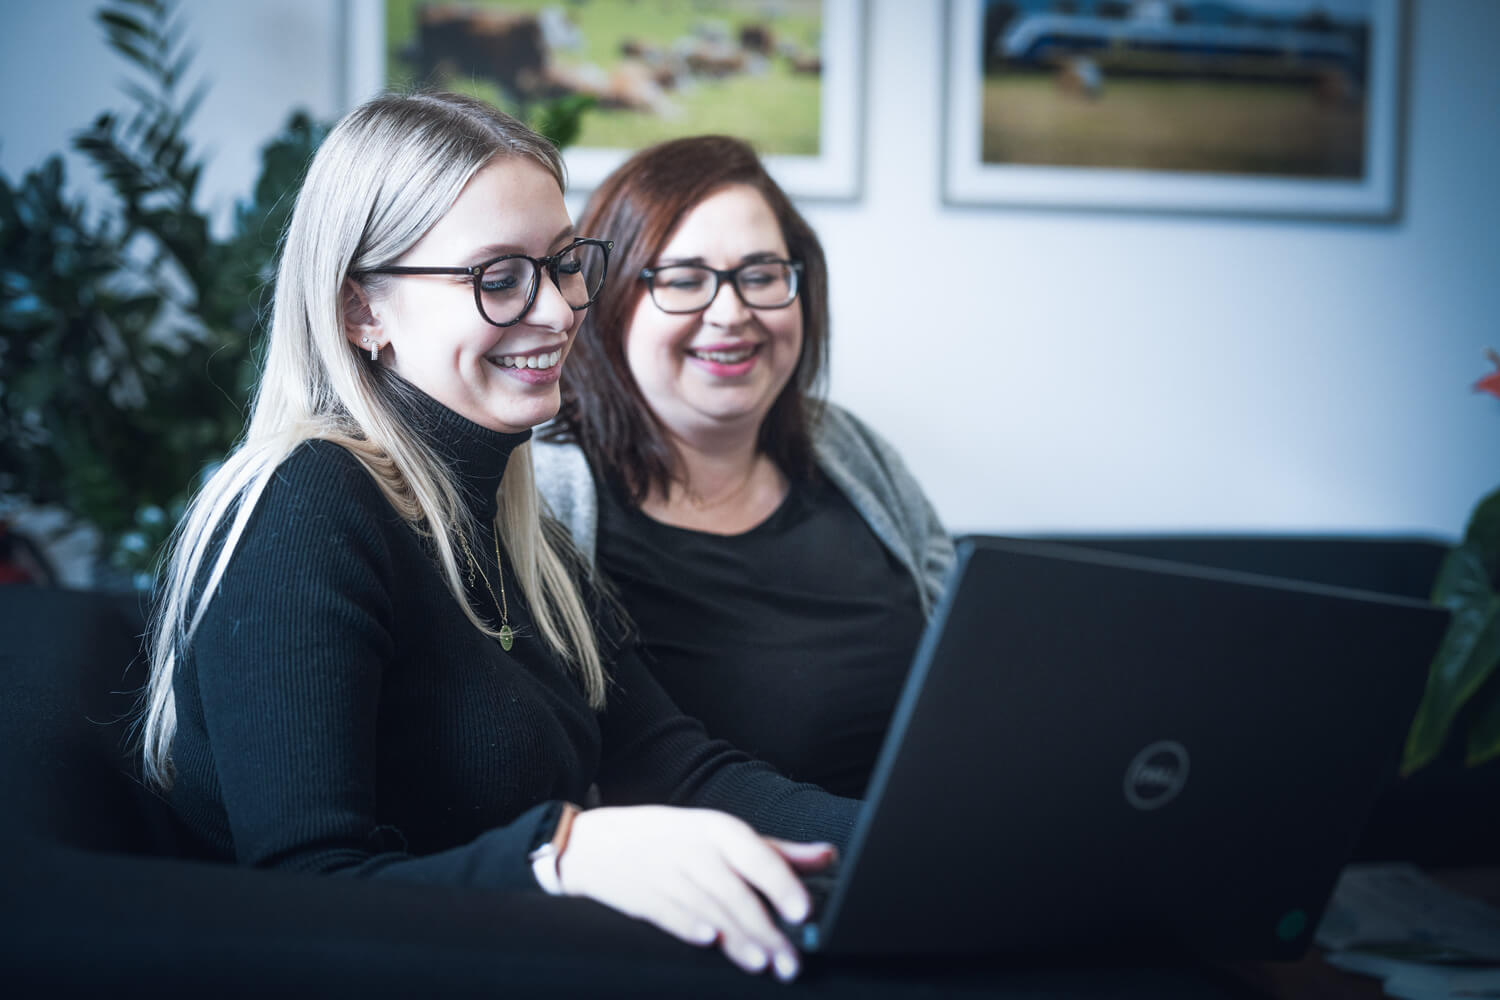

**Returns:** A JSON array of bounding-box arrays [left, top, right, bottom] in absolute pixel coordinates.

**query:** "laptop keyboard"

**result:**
[[776, 859, 841, 946]]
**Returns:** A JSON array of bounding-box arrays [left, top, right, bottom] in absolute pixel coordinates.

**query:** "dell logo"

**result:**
[[1124, 740, 1190, 811]]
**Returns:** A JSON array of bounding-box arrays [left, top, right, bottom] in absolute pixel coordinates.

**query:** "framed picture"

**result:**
[[344, 0, 865, 200], [941, 0, 1405, 219]]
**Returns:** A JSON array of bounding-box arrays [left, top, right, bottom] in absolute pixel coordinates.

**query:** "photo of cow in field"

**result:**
[[386, 0, 827, 156]]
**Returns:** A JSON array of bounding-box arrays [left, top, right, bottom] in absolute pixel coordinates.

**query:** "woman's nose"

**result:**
[[702, 277, 750, 327], [527, 269, 576, 331]]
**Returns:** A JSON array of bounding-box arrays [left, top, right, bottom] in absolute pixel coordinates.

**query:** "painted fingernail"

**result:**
[[781, 895, 810, 923], [773, 950, 800, 982], [693, 923, 717, 944], [740, 943, 768, 970]]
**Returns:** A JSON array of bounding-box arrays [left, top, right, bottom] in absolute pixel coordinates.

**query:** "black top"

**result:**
[[167, 382, 857, 891], [596, 471, 927, 798]]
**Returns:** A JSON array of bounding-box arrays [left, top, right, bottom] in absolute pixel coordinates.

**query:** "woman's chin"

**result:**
[[664, 398, 776, 439], [485, 387, 561, 434]]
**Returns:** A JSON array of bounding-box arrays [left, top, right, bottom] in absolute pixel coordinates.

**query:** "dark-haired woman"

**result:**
[[536, 136, 953, 799]]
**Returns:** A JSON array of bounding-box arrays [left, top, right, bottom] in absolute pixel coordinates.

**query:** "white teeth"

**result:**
[[495, 349, 562, 370], [693, 347, 755, 363]]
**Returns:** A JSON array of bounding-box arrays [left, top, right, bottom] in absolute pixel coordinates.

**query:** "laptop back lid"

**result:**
[[809, 536, 1448, 958], [1029, 534, 1446, 602]]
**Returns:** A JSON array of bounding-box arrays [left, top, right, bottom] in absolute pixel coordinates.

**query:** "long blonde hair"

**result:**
[[140, 92, 605, 790]]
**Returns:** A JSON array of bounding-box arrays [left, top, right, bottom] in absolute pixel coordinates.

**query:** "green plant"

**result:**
[[1401, 351, 1500, 773], [0, 0, 592, 587], [526, 94, 597, 151], [0, 0, 323, 585]]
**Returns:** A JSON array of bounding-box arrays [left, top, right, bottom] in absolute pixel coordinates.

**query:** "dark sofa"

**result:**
[[3, 536, 1494, 996]]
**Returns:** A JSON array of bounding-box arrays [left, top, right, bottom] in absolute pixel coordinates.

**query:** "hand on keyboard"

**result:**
[[558, 807, 837, 980]]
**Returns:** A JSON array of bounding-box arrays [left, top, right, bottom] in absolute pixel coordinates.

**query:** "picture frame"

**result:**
[[941, 0, 1405, 219], [342, 0, 866, 201]]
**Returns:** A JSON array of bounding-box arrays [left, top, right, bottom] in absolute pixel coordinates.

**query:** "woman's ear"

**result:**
[[341, 278, 385, 356]]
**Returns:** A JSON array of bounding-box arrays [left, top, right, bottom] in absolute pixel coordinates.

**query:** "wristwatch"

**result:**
[[528, 801, 581, 896]]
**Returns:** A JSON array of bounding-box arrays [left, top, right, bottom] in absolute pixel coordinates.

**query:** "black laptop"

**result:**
[[795, 535, 1449, 959]]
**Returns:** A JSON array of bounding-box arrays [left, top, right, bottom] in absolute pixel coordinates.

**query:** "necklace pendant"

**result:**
[[499, 624, 514, 652]]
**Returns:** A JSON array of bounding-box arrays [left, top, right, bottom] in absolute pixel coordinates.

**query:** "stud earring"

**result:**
[[360, 336, 380, 362]]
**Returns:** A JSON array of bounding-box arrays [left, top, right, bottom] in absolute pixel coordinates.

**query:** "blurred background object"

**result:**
[[0, 520, 56, 586]]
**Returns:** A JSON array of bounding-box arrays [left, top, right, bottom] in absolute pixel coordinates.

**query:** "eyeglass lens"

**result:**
[[649, 261, 798, 313], [478, 242, 607, 325]]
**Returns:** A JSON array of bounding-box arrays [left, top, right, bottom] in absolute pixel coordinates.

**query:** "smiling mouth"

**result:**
[[687, 345, 759, 364], [489, 349, 563, 370]]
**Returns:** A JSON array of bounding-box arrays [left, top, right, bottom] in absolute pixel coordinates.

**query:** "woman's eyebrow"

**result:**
[[466, 242, 525, 262], [655, 251, 782, 267], [466, 227, 579, 263]]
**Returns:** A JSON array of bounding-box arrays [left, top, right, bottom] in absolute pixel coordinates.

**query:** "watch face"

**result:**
[[530, 844, 564, 895]]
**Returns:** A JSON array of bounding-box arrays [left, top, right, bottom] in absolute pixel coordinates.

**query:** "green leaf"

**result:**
[[1404, 546, 1500, 773], [161, 10, 190, 57], [104, 37, 154, 71], [1432, 543, 1493, 610], [166, 46, 197, 92], [179, 79, 209, 129], [1463, 486, 1500, 588], [1466, 669, 1500, 767], [526, 95, 596, 150], [97, 10, 148, 40], [119, 80, 160, 113]]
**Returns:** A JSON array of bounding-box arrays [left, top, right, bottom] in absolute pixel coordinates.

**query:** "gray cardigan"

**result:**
[[533, 404, 955, 618]]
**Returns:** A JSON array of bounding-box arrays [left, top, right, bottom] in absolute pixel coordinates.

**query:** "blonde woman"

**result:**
[[140, 92, 852, 982]]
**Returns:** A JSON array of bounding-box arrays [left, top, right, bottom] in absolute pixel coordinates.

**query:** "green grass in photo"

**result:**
[[981, 75, 1365, 178]]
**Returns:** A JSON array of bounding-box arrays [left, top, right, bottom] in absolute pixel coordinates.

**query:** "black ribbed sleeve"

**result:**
[[596, 651, 860, 844]]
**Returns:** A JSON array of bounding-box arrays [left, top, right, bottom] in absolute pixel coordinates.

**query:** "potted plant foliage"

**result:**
[[0, 0, 322, 587], [1401, 353, 1500, 775]]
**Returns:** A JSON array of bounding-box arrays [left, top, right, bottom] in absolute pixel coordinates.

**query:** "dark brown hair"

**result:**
[[547, 135, 829, 504]]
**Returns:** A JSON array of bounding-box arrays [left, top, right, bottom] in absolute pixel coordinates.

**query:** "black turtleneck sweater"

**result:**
[[167, 385, 858, 890]]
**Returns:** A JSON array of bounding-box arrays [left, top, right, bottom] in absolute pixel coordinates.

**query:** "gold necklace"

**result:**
[[682, 457, 760, 510], [456, 522, 514, 652]]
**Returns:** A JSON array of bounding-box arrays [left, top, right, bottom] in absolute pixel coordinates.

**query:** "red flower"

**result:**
[[1477, 349, 1500, 400]]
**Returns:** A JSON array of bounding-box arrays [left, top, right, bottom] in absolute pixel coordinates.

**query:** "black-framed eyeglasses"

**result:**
[[355, 237, 613, 327], [638, 259, 803, 314]]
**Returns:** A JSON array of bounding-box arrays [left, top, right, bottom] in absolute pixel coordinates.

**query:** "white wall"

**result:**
[[5, 0, 1496, 543]]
